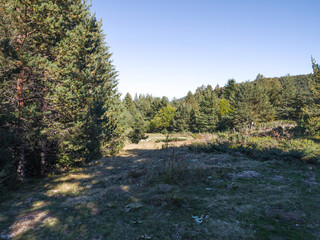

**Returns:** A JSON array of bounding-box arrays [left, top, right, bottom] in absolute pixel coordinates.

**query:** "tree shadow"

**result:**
[[0, 146, 191, 239], [1, 144, 319, 239]]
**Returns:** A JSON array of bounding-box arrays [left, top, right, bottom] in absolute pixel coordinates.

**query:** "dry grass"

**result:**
[[0, 133, 319, 239]]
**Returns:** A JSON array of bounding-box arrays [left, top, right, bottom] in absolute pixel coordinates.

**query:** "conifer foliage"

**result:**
[[0, 0, 123, 189]]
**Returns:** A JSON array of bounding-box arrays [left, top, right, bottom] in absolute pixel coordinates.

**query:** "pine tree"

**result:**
[[128, 114, 148, 144], [50, 1, 123, 163], [229, 82, 275, 128], [189, 109, 200, 133], [299, 58, 320, 136], [0, 0, 124, 186], [223, 79, 237, 100], [172, 101, 191, 132], [277, 75, 297, 120], [310, 58, 320, 104], [255, 75, 282, 106], [0, 0, 66, 180], [124, 93, 135, 112], [197, 86, 219, 132]]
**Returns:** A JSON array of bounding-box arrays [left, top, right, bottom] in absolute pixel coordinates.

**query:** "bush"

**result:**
[[299, 114, 320, 137], [128, 128, 148, 144], [189, 132, 320, 164], [155, 137, 186, 143]]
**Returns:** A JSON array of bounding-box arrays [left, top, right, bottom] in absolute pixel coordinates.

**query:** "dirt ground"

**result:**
[[0, 134, 319, 239]]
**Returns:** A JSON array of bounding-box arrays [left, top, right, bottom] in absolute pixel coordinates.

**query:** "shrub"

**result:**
[[189, 132, 320, 164], [128, 128, 148, 144]]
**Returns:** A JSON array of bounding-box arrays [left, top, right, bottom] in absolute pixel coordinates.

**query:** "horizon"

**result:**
[[92, 0, 320, 99]]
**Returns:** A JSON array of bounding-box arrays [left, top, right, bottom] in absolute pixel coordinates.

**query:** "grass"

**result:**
[[0, 133, 319, 239], [155, 137, 187, 143], [189, 132, 320, 165]]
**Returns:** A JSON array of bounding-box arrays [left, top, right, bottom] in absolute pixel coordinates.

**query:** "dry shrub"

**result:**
[[146, 148, 208, 186]]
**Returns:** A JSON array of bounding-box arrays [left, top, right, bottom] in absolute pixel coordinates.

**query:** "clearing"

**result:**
[[0, 134, 319, 239]]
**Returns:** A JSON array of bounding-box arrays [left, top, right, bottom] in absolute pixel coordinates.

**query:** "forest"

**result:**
[[123, 73, 315, 136], [0, 0, 320, 239]]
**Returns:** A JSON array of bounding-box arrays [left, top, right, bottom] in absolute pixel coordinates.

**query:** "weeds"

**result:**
[[190, 132, 320, 164], [155, 137, 187, 143]]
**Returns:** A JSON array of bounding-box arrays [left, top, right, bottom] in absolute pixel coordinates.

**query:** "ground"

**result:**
[[0, 134, 319, 240]]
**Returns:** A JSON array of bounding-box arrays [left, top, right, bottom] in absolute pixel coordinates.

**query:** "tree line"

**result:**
[[123, 67, 319, 140]]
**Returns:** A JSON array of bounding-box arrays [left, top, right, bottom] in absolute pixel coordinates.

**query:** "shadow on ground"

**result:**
[[1, 145, 320, 239]]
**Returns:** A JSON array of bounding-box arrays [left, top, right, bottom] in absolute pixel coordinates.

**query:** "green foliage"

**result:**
[[297, 58, 320, 136], [0, 0, 124, 191], [299, 113, 320, 137], [229, 81, 275, 128], [128, 116, 148, 144], [155, 137, 186, 143], [122, 69, 315, 135], [310, 58, 320, 102], [150, 105, 177, 133], [190, 132, 320, 164], [218, 99, 232, 117], [197, 85, 219, 132], [276, 76, 298, 120], [223, 79, 237, 100]]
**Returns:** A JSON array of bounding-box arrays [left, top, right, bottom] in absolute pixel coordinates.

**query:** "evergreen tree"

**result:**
[[50, 1, 123, 163], [124, 93, 135, 112], [310, 58, 320, 104], [197, 86, 219, 132], [0, 0, 68, 180], [223, 79, 237, 100], [185, 91, 198, 109], [277, 75, 297, 120], [127, 114, 148, 144], [229, 82, 275, 128], [123, 92, 139, 129], [299, 58, 320, 136], [255, 75, 282, 106], [189, 109, 200, 133], [172, 101, 191, 132], [0, 0, 124, 186]]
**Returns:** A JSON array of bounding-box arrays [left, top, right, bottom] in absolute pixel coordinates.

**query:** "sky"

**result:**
[[91, 0, 320, 99]]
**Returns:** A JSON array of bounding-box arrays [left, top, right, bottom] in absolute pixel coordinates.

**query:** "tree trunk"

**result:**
[[17, 69, 26, 181], [40, 139, 46, 176], [17, 138, 25, 181], [40, 82, 48, 176]]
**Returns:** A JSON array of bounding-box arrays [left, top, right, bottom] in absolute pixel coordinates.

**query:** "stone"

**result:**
[[159, 184, 173, 192]]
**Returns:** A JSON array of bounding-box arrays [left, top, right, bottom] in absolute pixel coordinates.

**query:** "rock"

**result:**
[[0, 234, 12, 240], [271, 175, 285, 182], [303, 179, 318, 186], [24, 197, 34, 204], [125, 203, 143, 212], [234, 171, 260, 179], [234, 152, 243, 157], [140, 234, 152, 239], [159, 184, 173, 192], [265, 208, 304, 222], [91, 235, 102, 240]]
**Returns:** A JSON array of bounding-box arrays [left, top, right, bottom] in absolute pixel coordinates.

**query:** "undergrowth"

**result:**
[[155, 137, 187, 143], [189, 132, 320, 164]]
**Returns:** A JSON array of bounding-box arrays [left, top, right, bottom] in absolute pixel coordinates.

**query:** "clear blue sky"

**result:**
[[91, 0, 320, 99]]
